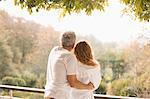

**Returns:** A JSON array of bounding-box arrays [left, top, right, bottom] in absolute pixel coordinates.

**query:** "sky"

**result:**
[[0, 0, 150, 43]]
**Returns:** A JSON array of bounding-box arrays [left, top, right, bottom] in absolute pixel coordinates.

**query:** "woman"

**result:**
[[70, 41, 101, 99]]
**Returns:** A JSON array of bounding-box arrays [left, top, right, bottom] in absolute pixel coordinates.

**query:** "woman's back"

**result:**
[[70, 62, 101, 99], [72, 41, 101, 99]]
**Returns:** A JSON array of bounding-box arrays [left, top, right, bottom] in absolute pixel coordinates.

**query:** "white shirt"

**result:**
[[44, 46, 77, 99], [70, 62, 101, 99]]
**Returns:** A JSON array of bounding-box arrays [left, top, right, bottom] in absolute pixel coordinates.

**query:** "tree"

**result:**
[[8, 0, 149, 21], [121, 0, 150, 21], [0, 40, 13, 79], [0, 11, 60, 87], [13, 0, 108, 15]]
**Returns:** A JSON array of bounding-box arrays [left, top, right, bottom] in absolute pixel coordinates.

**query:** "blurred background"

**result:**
[[0, 0, 150, 98]]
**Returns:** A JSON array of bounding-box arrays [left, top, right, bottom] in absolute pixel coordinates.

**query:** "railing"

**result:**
[[0, 85, 143, 99]]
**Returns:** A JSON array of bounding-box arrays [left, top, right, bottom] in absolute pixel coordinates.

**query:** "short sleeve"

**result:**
[[64, 54, 77, 75]]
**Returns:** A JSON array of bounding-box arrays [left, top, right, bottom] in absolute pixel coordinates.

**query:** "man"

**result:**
[[44, 31, 94, 99]]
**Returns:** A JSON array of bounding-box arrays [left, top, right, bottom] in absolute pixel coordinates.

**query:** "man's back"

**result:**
[[45, 46, 77, 98]]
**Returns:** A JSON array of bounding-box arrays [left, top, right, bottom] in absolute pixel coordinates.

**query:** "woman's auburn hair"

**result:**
[[74, 41, 97, 66]]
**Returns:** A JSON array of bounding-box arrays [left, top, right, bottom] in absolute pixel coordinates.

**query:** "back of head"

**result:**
[[74, 41, 97, 66], [61, 31, 76, 50]]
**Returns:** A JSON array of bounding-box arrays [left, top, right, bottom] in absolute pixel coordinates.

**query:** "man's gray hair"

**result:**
[[61, 31, 76, 47]]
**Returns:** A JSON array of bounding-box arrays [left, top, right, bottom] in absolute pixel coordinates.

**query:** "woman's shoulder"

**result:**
[[78, 61, 100, 69], [90, 60, 100, 68], [89, 61, 101, 71], [95, 60, 101, 66]]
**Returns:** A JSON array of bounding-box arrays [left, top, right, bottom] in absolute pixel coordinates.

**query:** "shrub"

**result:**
[[120, 86, 138, 97], [21, 72, 37, 87], [14, 78, 26, 87], [111, 78, 132, 96], [95, 81, 107, 94], [36, 73, 45, 88], [2, 76, 16, 86], [2, 76, 26, 87]]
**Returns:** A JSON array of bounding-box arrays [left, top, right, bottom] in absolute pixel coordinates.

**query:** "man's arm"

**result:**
[[67, 75, 94, 90], [65, 54, 94, 90]]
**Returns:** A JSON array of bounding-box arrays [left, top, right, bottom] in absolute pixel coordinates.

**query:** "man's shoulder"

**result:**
[[50, 46, 65, 54], [62, 52, 75, 59], [51, 46, 60, 51], [61, 52, 77, 64], [50, 46, 76, 61]]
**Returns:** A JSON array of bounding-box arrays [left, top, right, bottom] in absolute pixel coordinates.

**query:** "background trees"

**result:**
[[0, 9, 149, 98], [0, 10, 60, 88]]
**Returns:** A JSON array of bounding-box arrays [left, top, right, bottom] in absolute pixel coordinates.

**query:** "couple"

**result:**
[[44, 31, 101, 99]]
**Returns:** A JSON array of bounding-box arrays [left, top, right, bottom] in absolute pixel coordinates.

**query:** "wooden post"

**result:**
[[9, 90, 13, 99]]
